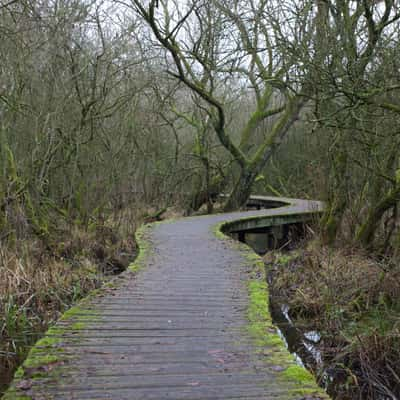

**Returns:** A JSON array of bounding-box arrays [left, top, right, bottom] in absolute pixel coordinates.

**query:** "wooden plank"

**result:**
[[3, 196, 328, 400]]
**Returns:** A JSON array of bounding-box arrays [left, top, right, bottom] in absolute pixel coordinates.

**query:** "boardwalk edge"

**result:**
[[1, 223, 154, 400], [213, 215, 330, 399]]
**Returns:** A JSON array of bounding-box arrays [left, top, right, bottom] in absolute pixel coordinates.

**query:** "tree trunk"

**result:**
[[320, 140, 349, 244], [356, 183, 400, 248], [320, 197, 347, 245], [188, 175, 223, 213], [223, 167, 256, 212]]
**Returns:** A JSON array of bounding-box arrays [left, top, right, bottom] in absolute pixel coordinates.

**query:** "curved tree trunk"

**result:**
[[223, 167, 257, 212], [320, 197, 347, 245], [356, 183, 400, 248]]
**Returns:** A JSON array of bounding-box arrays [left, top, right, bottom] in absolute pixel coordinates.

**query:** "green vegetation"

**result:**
[[2, 395, 32, 400], [244, 256, 327, 397], [1, 0, 400, 398], [129, 224, 153, 273], [0, 219, 137, 394], [283, 365, 315, 385]]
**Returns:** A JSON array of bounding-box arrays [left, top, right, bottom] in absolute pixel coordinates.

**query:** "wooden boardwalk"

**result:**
[[3, 197, 329, 400]]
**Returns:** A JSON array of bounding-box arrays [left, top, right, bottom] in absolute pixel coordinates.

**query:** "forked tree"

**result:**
[[126, 0, 315, 210]]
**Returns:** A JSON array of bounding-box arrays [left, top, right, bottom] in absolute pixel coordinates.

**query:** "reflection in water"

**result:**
[[270, 301, 338, 394]]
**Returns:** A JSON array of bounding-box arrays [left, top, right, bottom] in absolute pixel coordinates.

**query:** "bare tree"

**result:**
[[125, 0, 315, 210], [306, 0, 400, 246]]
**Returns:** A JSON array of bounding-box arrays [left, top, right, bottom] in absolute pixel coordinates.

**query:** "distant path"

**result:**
[[3, 197, 329, 400]]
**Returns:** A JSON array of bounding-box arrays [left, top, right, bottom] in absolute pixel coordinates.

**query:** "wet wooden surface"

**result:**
[[3, 197, 327, 400]]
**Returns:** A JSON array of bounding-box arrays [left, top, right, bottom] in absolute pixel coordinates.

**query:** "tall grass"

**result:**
[[269, 244, 400, 399], [0, 205, 147, 394]]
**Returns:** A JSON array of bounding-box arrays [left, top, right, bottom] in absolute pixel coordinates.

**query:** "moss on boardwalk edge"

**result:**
[[213, 220, 330, 399], [128, 223, 153, 273], [3, 198, 327, 399], [2, 223, 153, 400]]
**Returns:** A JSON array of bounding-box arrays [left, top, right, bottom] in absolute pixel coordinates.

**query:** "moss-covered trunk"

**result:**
[[223, 167, 257, 212], [357, 182, 400, 248]]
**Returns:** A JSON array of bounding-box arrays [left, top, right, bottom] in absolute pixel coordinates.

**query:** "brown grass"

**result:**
[[0, 206, 145, 394], [268, 243, 400, 399]]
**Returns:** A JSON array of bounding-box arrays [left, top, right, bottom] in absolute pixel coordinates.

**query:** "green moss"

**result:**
[[2, 224, 147, 399], [71, 322, 86, 330], [2, 304, 90, 396], [46, 326, 64, 336], [212, 213, 329, 399], [248, 281, 269, 321], [60, 306, 84, 320], [283, 365, 315, 384], [84, 288, 101, 299], [245, 253, 328, 395], [104, 281, 118, 289], [247, 278, 286, 349], [2, 392, 32, 400], [23, 354, 60, 369], [58, 304, 100, 334], [60, 305, 92, 320], [212, 222, 227, 240], [32, 335, 61, 348], [14, 367, 24, 380], [129, 223, 152, 273]]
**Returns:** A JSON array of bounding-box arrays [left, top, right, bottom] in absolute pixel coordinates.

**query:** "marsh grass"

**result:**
[[0, 205, 149, 395], [0, 238, 102, 385], [268, 244, 400, 399]]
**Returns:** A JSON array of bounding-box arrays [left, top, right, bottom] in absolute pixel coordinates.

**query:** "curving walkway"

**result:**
[[3, 197, 329, 400]]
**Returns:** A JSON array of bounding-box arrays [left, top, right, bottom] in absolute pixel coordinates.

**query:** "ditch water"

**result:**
[[268, 297, 338, 397], [232, 227, 337, 397], [237, 226, 378, 399], [0, 335, 39, 396]]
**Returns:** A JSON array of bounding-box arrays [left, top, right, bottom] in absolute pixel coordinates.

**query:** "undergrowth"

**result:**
[[268, 244, 400, 400], [0, 207, 141, 395]]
